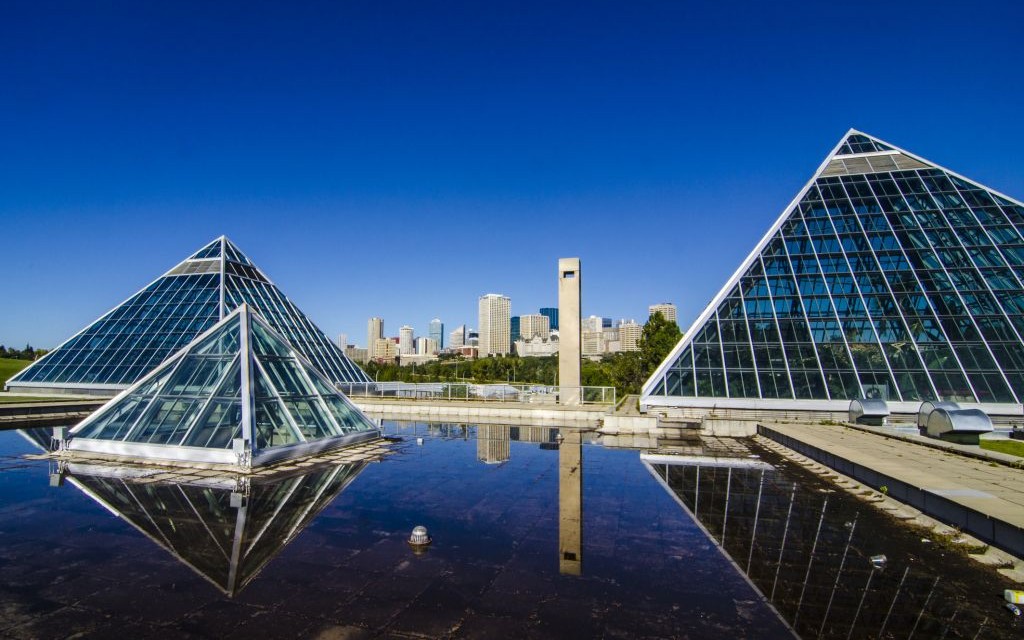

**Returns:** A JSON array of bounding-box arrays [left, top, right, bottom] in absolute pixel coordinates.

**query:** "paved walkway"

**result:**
[[758, 422, 1024, 556]]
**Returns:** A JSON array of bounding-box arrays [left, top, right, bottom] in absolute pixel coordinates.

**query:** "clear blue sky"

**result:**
[[2, 1, 1022, 349]]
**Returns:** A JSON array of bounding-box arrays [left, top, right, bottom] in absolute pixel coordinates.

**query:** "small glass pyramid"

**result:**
[[67, 304, 380, 469]]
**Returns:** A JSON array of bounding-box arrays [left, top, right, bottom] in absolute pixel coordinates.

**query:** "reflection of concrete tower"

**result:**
[[476, 424, 511, 464], [559, 429, 583, 575]]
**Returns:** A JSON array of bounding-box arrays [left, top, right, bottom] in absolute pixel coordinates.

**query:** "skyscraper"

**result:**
[[478, 294, 512, 356], [367, 317, 384, 360], [429, 318, 444, 350], [649, 303, 678, 325], [643, 130, 1024, 413], [399, 325, 415, 355], [540, 307, 559, 331], [510, 316, 521, 345]]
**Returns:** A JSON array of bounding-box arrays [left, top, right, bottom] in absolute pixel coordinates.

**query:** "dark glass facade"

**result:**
[[540, 307, 559, 331], [645, 133, 1024, 405], [9, 237, 371, 392]]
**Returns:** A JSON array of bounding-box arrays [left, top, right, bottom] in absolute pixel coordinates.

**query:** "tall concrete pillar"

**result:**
[[558, 258, 581, 406], [558, 429, 582, 575]]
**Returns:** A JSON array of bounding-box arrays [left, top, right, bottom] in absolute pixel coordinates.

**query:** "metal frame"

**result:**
[[642, 129, 1024, 408]]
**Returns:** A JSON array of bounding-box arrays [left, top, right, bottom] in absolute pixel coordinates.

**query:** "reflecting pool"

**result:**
[[0, 422, 789, 639], [0, 422, 1017, 638]]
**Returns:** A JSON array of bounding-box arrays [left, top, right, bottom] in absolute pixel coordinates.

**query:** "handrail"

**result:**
[[335, 382, 616, 406]]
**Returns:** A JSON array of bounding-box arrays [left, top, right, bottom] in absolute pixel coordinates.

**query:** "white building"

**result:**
[[619, 321, 642, 351], [519, 314, 550, 340], [337, 333, 348, 349], [582, 315, 605, 333], [582, 330, 604, 357], [648, 303, 678, 325], [399, 326, 415, 355], [515, 333, 559, 357], [478, 294, 511, 356]]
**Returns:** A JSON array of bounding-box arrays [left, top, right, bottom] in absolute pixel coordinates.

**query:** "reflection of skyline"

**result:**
[[474, 424, 559, 465], [55, 460, 367, 596]]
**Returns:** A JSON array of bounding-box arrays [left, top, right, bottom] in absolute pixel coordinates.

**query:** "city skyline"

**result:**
[[2, 2, 1021, 349]]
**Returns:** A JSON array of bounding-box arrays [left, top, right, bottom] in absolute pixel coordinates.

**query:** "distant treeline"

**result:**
[[0, 344, 48, 361], [363, 312, 681, 396]]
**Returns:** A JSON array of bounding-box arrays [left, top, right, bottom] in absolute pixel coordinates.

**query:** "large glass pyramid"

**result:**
[[643, 130, 1024, 410], [66, 305, 380, 468], [6, 236, 371, 395]]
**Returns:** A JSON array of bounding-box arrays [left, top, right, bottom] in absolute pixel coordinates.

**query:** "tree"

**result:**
[[639, 312, 682, 379]]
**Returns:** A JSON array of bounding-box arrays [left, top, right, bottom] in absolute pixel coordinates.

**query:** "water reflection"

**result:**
[[52, 460, 367, 596], [645, 445, 1018, 639]]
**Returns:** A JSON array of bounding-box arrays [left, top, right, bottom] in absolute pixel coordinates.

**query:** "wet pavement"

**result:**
[[0, 424, 791, 639]]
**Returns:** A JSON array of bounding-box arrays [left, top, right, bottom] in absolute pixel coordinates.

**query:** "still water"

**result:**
[[0, 422, 1016, 638]]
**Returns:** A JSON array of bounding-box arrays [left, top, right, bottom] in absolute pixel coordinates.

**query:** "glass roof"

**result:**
[[69, 305, 379, 467], [8, 237, 371, 391], [836, 132, 894, 156], [646, 132, 1024, 405]]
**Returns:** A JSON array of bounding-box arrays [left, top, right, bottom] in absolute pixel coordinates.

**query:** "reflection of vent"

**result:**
[[821, 152, 929, 177]]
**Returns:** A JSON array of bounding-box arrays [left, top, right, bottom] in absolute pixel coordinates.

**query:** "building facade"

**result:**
[[478, 294, 512, 356], [642, 130, 1024, 414]]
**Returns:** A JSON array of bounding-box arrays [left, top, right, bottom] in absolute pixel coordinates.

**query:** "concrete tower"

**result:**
[[558, 258, 581, 405], [367, 317, 383, 359]]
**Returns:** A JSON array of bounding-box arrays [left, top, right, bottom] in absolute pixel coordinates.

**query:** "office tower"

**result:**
[[367, 317, 384, 359], [428, 318, 444, 350], [417, 337, 439, 355], [478, 294, 512, 356], [510, 316, 521, 345], [337, 333, 348, 349]]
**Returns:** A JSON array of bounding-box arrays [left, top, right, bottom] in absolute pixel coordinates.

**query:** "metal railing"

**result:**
[[336, 382, 616, 406]]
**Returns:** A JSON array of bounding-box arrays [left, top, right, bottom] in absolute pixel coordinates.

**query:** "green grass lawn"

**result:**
[[0, 358, 31, 388], [980, 439, 1024, 458]]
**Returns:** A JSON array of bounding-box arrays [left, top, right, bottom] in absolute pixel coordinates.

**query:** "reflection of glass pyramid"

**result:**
[[643, 130, 1024, 411], [59, 459, 366, 596], [67, 304, 379, 469], [7, 236, 370, 396]]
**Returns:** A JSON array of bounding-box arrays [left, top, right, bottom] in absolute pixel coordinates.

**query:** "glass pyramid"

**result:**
[[66, 305, 380, 468], [59, 460, 366, 596], [7, 236, 371, 395], [643, 130, 1024, 409]]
